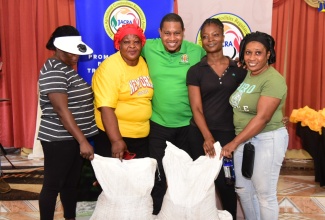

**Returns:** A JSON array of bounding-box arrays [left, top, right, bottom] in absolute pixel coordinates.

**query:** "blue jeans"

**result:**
[[234, 127, 288, 220]]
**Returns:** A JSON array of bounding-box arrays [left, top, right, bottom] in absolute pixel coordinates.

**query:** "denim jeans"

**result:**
[[234, 127, 288, 220]]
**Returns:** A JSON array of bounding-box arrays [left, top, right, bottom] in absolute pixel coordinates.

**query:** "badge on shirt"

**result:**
[[179, 54, 189, 65]]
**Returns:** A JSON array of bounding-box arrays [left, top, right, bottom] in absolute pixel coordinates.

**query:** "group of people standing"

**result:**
[[37, 12, 288, 220]]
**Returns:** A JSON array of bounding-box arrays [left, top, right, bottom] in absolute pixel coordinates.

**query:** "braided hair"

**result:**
[[200, 18, 224, 36]]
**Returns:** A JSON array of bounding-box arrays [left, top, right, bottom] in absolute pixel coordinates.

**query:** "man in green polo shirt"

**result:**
[[141, 13, 206, 215]]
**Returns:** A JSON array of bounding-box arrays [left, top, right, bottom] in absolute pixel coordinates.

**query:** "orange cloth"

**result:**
[[290, 106, 325, 134]]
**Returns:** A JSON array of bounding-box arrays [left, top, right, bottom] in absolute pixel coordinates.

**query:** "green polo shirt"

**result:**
[[142, 39, 205, 127]]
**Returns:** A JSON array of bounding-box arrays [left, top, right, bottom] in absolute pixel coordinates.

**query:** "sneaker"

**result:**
[[0, 177, 11, 193]]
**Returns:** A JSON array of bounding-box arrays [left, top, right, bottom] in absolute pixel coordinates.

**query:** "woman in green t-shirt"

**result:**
[[222, 31, 288, 220]]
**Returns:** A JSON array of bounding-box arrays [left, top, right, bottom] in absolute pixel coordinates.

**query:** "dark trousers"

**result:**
[[39, 140, 83, 220], [149, 120, 190, 215], [188, 125, 238, 220], [93, 128, 149, 158]]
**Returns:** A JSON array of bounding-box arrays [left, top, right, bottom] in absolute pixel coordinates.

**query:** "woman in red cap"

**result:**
[[92, 23, 153, 160]]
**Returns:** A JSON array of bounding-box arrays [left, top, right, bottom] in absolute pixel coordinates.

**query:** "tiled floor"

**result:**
[[1, 150, 325, 220]]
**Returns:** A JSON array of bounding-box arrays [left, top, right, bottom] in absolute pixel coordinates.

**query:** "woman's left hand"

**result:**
[[80, 141, 95, 160], [220, 141, 238, 159], [111, 139, 127, 161]]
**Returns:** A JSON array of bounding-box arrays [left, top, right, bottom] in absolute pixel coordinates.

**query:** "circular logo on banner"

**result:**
[[103, 1, 146, 40], [196, 13, 251, 59]]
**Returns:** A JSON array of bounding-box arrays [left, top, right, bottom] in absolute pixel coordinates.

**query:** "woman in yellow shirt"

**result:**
[[92, 24, 153, 160]]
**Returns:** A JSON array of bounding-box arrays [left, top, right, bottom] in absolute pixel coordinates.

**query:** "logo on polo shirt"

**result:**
[[103, 1, 146, 40], [196, 13, 251, 59], [180, 54, 189, 64]]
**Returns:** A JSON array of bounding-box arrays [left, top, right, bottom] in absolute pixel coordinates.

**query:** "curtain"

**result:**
[[174, 0, 178, 14], [0, 0, 76, 148], [272, 0, 325, 149]]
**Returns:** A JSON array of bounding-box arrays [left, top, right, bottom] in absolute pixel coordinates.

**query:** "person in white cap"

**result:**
[[37, 25, 98, 220]]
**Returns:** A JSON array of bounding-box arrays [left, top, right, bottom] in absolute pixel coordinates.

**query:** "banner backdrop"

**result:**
[[75, 0, 174, 84], [177, 0, 273, 59]]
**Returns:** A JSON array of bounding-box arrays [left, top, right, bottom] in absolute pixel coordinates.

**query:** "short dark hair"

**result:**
[[159, 13, 184, 30], [200, 18, 224, 37], [46, 25, 80, 51], [239, 31, 276, 65]]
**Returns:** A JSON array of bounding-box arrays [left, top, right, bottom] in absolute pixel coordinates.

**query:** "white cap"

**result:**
[[53, 36, 93, 55]]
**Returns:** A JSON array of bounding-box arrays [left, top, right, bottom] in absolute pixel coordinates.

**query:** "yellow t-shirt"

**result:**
[[92, 51, 153, 138]]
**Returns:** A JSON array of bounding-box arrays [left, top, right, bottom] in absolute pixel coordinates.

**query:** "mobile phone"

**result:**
[[123, 151, 136, 160]]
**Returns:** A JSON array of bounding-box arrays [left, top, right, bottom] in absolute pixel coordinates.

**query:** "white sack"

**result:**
[[157, 141, 232, 220], [90, 154, 157, 220]]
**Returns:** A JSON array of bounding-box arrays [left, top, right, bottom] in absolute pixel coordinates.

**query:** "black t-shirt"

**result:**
[[186, 56, 247, 131]]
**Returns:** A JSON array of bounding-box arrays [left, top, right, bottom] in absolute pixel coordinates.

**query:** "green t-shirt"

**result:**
[[229, 66, 287, 135], [142, 39, 206, 127]]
